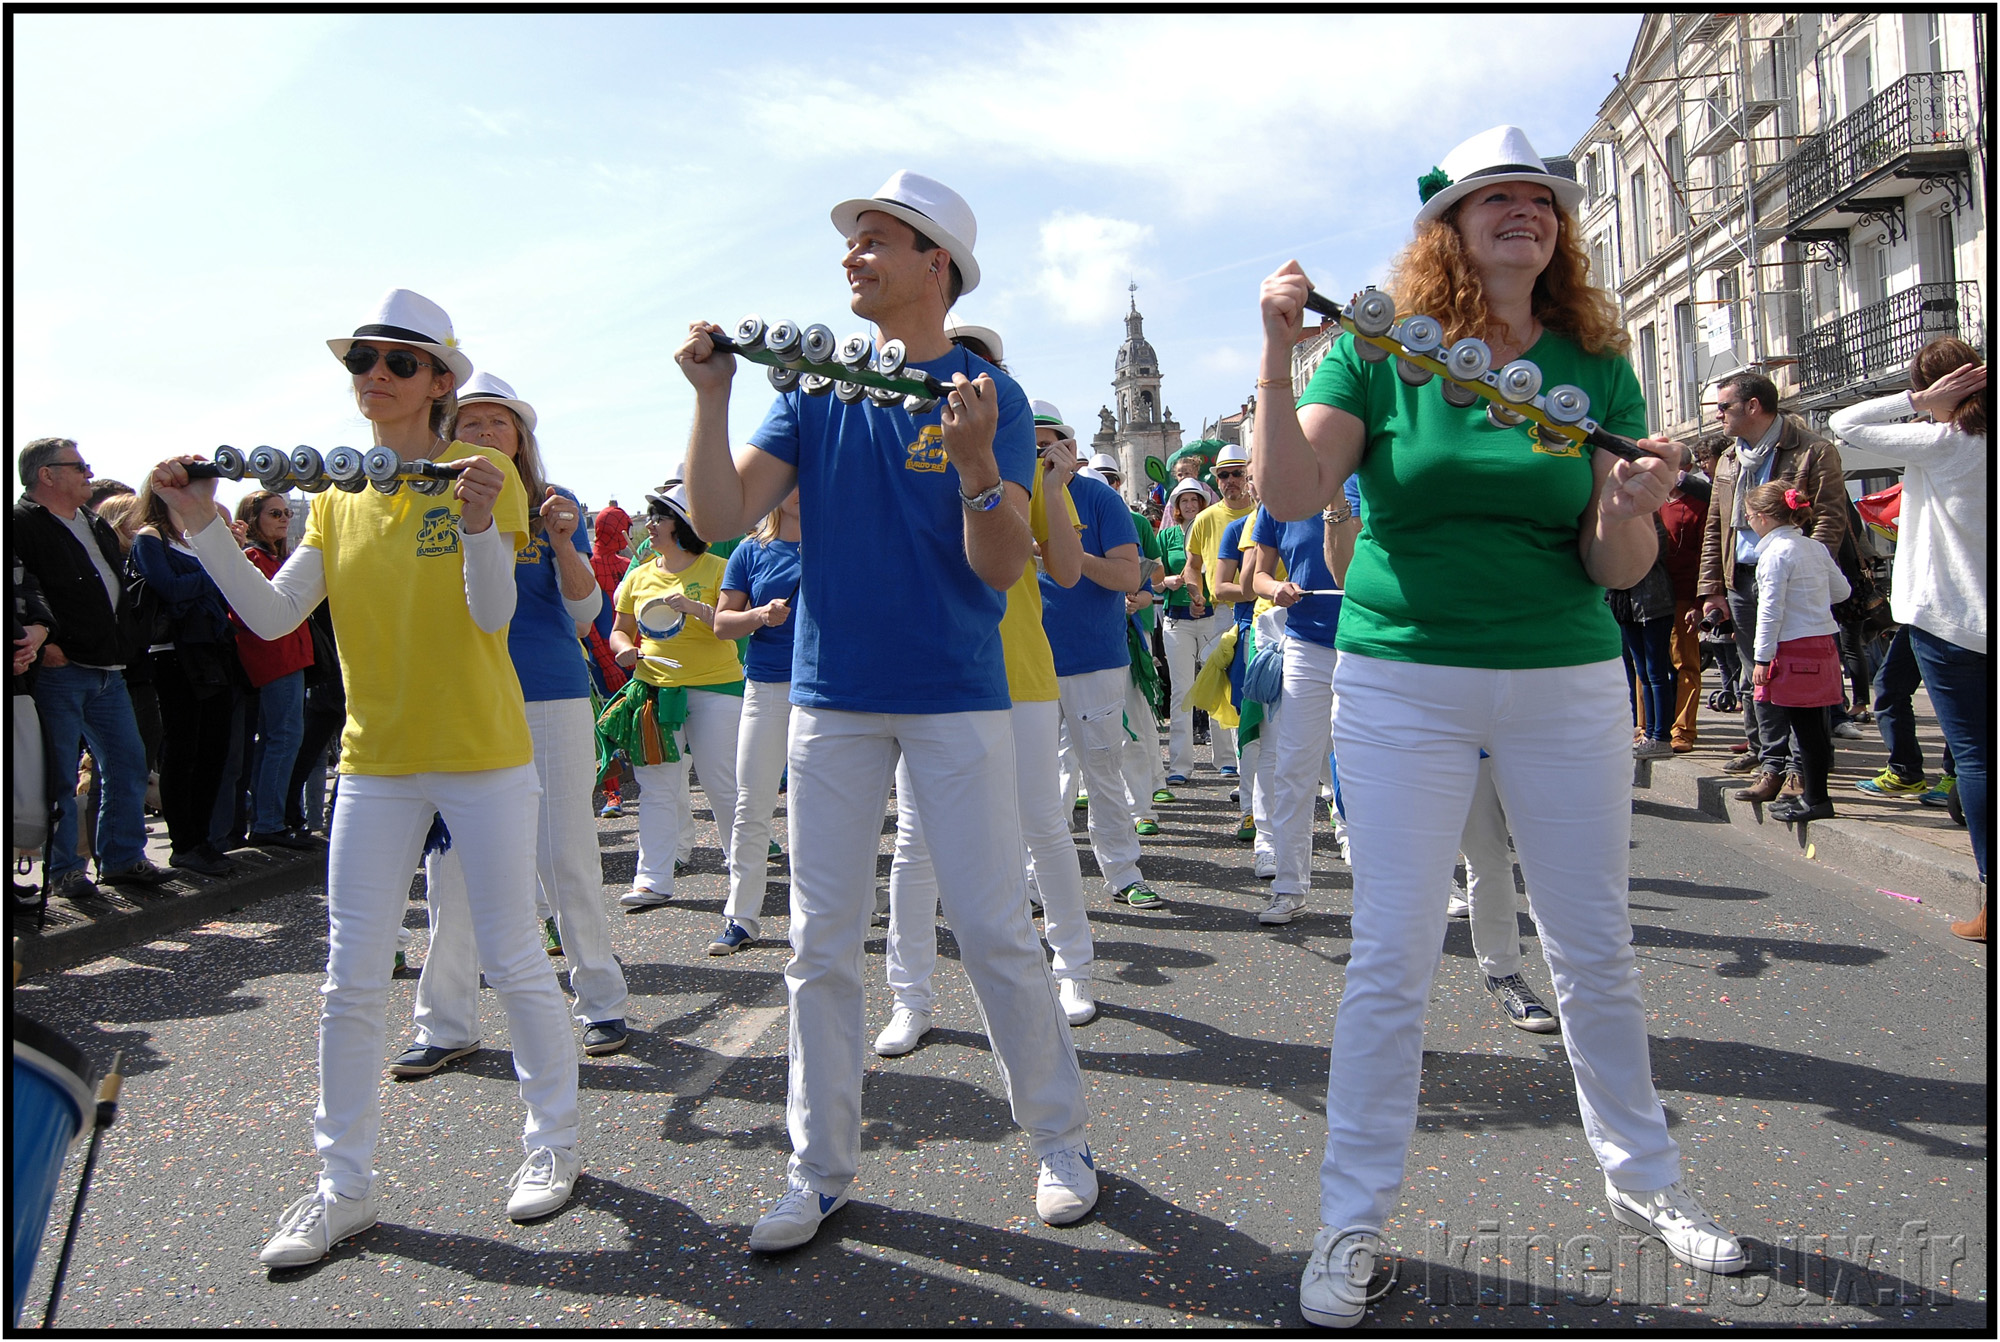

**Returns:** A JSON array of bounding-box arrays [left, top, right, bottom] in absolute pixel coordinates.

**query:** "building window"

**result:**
[[1638, 323, 1661, 435], [1674, 301, 1699, 422], [1584, 152, 1602, 205], [1630, 170, 1652, 266], [1665, 130, 1688, 234], [1590, 236, 1612, 288]]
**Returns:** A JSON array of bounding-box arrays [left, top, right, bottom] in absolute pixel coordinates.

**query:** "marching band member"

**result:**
[[148, 289, 583, 1266], [394, 373, 633, 1074], [1253, 126, 1741, 1326], [677, 172, 1096, 1251]]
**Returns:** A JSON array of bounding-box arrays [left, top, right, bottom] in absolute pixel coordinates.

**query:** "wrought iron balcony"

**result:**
[[1797, 281, 1983, 398], [1783, 72, 1971, 228]]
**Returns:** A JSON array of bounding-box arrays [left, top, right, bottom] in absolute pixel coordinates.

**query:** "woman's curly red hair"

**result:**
[[1389, 198, 1628, 357]]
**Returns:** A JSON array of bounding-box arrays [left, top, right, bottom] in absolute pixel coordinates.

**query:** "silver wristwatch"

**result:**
[[959, 480, 1005, 512]]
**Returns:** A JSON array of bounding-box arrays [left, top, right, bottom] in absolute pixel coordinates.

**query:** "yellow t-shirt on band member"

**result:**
[[615, 551, 744, 689], [1186, 497, 1258, 605], [303, 441, 532, 776], [997, 468, 1081, 704]]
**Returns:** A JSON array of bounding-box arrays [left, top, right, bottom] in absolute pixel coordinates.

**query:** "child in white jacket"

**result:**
[[1745, 480, 1851, 824]]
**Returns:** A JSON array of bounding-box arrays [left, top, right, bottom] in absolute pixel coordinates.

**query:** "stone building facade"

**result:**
[[1568, 12, 1986, 465]]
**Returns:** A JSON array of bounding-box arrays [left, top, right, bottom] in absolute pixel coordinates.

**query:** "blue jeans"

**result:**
[[1908, 627, 1988, 883], [32, 664, 149, 878], [1872, 626, 1927, 783], [1621, 618, 1675, 742], [252, 671, 306, 833]]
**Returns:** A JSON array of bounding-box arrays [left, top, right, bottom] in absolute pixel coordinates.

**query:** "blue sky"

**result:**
[[12, 11, 1642, 513]]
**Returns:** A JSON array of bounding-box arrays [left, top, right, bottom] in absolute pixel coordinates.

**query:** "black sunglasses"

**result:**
[[342, 346, 442, 379], [1214, 468, 1247, 480]]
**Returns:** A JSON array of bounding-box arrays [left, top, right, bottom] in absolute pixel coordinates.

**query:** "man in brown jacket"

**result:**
[[1658, 372, 1845, 803]]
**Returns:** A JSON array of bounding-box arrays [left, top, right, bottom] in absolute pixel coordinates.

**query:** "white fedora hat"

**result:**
[[327, 287, 472, 388], [456, 371, 537, 434], [1215, 441, 1252, 469], [1167, 477, 1216, 509], [1075, 465, 1109, 486], [945, 316, 1004, 365], [1415, 125, 1584, 226], [1088, 452, 1123, 477], [831, 170, 981, 297], [642, 481, 694, 530], [1030, 399, 1076, 440]]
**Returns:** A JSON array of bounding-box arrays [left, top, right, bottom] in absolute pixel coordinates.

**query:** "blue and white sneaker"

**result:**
[[598, 800, 624, 818], [708, 921, 754, 955], [1165, 773, 1189, 786], [749, 1175, 849, 1251], [1219, 765, 1239, 778], [1036, 1143, 1098, 1224]]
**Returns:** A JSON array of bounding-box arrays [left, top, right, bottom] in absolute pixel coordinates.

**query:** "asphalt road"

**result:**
[[14, 763, 1987, 1329]]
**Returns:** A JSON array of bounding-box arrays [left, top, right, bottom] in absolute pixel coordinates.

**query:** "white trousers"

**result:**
[[1268, 637, 1338, 896], [1056, 666, 1144, 895], [784, 705, 1089, 1194], [317, 764, 580, 1200], [726, 678, 792, 938], [1160, 612, 1232, 772], [632, 687, 743, 892], [1244, 724, 1275, 861], [1461, 754, 1526, 981], [414, 698, 629, 1038], [887, 698, 1094, 1014], [1319, 653, 1681, 1230], [1118, 670, 1165, 824]]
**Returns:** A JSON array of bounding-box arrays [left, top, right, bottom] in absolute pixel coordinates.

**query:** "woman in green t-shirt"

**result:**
[[1157, 478, 1214, 784], [1250, 126, 1739, 1326]]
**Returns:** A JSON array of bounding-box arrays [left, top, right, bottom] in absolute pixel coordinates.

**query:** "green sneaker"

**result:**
[[1152, 787, 1176, 805], [768, 839, 784, 860], [1115, 882, 1164, 910], [1074, 791, 1089, 810], [393, 950, 408, 974], [543, 917, 564, 958], [1919, 774, 1958, 808], [1234, 815, 1256, 843], [1855, 766, 1928, 798], [1135, 818, 1160, 836]]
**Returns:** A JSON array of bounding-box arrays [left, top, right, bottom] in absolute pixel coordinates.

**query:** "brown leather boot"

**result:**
[[1735, 770, 1784, 803], [1950, 905, 1986, 942]]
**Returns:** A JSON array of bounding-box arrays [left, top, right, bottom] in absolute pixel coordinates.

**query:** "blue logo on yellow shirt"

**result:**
[[905, 424, 947, 474], [416, 507, 461, 557]]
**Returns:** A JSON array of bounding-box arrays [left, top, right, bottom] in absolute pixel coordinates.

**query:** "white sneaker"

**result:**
[[1254, 851, 1278, 880], [1259, 891, 1306, 925], [1299, 1224, 1378, 1328], [1445, 885, 1470, 918], [750, 1174, 850, 1252], [1058, 978, 1096, 1025], [259, 1189, 378, 1267], [619, 885, 671, 910], [1604, 1177, 1746, 1273], [1334, 820, 1351, 865], [873, 1008, 931, 1057], [1036, 1144, 1098, 1225], [506, 1146, 582, 1221]]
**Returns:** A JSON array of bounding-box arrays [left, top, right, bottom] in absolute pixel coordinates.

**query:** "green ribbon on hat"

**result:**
[[1417, 166, 1453, 204]]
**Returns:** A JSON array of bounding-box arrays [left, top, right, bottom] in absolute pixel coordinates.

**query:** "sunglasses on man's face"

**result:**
[[1215, 468, 1247, 481], [48, 460, 92, 476], [343, 346, 440, 379]]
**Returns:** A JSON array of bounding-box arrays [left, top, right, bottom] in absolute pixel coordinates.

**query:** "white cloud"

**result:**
[[1033, 212, 1154, 325]]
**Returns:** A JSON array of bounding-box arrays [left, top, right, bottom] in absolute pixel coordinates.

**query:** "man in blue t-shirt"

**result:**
[[1041, 448, 1156, 909], [1247, 478, 1362, 926], [675, 171, 1095, 1253]]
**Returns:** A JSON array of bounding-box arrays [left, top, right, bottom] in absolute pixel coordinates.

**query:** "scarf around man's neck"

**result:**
[[1732, 415, 1786, 538]]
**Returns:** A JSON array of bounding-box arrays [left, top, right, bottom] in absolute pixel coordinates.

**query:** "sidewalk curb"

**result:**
[[15, 849, 325, 978], [1637, 755, 1982, 916]]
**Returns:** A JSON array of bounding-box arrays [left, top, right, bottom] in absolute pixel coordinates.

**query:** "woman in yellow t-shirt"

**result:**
[[147, 288, 583, 1267], [606, 484, 745, 909]]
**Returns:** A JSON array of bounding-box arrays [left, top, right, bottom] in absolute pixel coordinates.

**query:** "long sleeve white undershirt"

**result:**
[[187, 516, 519, 636]]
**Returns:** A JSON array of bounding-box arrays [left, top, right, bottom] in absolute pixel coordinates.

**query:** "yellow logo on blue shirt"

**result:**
[[416, 507, 461, 557], [517, 534, 548, 566], [1530, 425, 1583, 459], [904, 424, 947, 474]]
